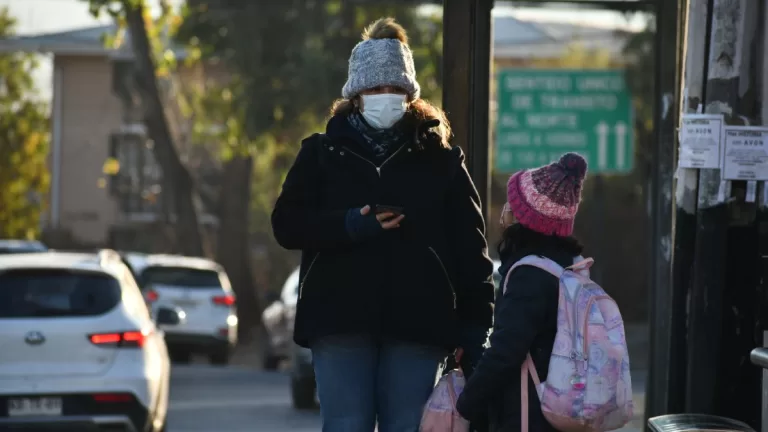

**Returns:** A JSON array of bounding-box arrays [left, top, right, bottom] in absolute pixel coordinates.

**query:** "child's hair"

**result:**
[[498, 223, 584, 258]]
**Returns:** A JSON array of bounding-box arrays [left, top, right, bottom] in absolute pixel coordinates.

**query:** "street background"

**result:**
[[165, 323, 648, 432], [0, 0, 656, 430]]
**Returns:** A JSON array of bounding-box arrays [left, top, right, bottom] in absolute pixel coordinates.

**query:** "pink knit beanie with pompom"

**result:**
[[506, 153, 588, 237]]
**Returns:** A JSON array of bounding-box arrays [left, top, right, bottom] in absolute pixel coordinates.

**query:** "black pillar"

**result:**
[[645, 0, 685, 423], [443, 0, 493, 222]]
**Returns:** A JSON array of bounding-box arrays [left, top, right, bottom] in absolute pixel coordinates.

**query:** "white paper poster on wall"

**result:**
[[678, 113, 724, 169], [722, 126, 768, 181]]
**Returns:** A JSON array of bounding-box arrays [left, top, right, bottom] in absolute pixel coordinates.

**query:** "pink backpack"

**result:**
[[506, 255, 633, 432], [420, 353, 470, 432]]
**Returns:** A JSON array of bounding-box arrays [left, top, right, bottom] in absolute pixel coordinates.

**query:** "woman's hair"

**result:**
[[497, 223, 584, 258], [363, 17, 408, 43], [330, 17, 452, 148]]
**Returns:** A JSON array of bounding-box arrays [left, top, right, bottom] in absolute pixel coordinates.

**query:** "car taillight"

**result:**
[[212, 294, 236, 307], [145, 290, 159, 303], [89, 330, 147, 348], [92, 393, 134, 403]]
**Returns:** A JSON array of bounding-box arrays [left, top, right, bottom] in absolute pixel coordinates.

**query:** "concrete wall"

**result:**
[[54, 55, 121, 244]]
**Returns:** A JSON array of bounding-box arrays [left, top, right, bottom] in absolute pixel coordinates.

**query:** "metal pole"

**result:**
[[685, 0, 758, 414], [591, 175, 605, 285], [470, 0, 492, 223], [51, 62, 63, 228], [442, 0, 493, 222]]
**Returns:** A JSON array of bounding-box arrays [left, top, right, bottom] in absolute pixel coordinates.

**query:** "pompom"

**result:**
[[558, 152, 587, 180], [362, 17, 408, 44]]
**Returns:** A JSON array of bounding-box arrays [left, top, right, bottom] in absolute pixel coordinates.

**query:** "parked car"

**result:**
[[0, 249, 176, 432], [261, 267, 316, 409], [261, 267, 299, 370], [126, 254, 238, 365], [0, 239, 47, 254]]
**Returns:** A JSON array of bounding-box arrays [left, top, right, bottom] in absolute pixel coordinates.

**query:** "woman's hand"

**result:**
[[360, 205, 405, 229], [345, 205, 404, 241]]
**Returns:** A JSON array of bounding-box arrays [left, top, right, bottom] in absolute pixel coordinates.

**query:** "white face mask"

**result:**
[[360, 93, 407, 129]]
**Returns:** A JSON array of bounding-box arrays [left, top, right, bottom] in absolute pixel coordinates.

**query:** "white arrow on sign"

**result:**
[[614, 121, 627, 170], [596, 122, 609, 170]]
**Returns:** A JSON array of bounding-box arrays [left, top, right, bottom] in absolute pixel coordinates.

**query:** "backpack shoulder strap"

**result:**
[[510, 255, 564, 276], [502, 255, 564, 294]]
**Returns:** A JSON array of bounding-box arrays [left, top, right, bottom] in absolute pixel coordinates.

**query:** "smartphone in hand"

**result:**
[[374, 205, 404, 217]]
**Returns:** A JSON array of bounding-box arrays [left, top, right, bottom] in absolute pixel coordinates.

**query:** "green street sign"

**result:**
[[495, 69, 634, 174]]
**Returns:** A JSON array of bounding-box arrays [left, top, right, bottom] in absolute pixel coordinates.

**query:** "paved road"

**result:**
[[167, 365, 321, 431], [167, 365, 646, 432]]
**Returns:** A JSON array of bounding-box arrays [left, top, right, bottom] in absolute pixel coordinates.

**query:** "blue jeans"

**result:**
[[311, 335, 445, 432]]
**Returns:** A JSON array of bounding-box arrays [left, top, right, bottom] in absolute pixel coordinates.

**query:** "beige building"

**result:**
[[0, 18, 626, 249], [0, 25, 220, 250]]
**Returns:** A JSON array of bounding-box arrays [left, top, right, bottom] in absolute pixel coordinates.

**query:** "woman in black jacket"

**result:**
[[271, 17, 495, 432], [456, 153, 588, 432]]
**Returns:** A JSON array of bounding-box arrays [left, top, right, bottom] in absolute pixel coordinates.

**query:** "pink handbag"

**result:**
[[420, 350, 470, 432]]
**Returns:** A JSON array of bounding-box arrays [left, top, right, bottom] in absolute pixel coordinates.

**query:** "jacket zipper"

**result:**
[[571, 281, 585, 361], [428, 247, 457, 309], [341, 144, 407, 177], [298, 253, 320, 299], [581, 295, 612, 354]]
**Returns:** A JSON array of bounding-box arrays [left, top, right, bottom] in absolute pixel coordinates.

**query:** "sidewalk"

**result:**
[[236, 322, 651, 432]]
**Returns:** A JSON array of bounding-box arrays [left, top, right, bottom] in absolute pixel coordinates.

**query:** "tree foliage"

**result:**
[[0, 8, 50, 239], [87, 0, 208, 257], [176, 0, 443, 291], [80, 0, 444, 305]]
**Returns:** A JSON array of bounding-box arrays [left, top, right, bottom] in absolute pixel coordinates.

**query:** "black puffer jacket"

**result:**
[[457, 246, 579, 432], [271, 114, 495, 351]]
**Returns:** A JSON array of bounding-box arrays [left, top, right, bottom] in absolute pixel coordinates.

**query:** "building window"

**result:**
[[108, 131, 166, 217]]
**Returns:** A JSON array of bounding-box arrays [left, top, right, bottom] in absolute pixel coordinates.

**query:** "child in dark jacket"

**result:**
[[456, 153, 588, 432]]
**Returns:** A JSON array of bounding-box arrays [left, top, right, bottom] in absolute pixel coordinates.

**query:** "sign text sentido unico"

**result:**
[[495, 69, 634, 174]]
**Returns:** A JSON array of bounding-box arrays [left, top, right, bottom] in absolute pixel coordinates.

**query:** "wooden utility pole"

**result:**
[[681, 0, 762, 426], [757, 10, 768, 430]]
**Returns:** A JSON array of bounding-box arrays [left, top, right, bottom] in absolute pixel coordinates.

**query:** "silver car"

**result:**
[[261, 267, 299, 370], [261, 267, 317, 409]]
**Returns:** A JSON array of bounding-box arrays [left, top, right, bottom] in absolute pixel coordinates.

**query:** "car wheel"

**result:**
[[209, 348, 230, 366], [291, 376, 317, 410], [169, 348, 191, 364]]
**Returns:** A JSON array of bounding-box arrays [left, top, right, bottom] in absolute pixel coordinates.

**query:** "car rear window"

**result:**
[[140, 266, 221, 289], [0, 269, 122, 318], [0, 247, 45, 254]]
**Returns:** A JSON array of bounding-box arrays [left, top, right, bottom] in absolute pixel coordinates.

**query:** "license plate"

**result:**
[[174, 299, 197, 307], [7, 397, 62, 416]]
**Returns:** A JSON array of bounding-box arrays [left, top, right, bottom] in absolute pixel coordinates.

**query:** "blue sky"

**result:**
[[0, 0, 646, 100]]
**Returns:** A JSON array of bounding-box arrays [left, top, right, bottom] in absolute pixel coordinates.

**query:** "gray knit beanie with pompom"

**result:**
[[341, 18, 421, 100]]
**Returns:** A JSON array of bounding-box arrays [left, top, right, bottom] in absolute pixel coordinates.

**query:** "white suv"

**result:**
[[127, 254, 238, 365], [0, 250, 172, 432], [0, 239, 47, 254]]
